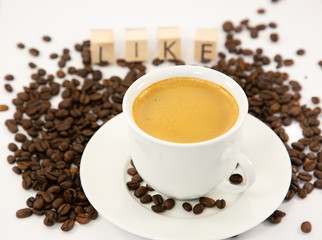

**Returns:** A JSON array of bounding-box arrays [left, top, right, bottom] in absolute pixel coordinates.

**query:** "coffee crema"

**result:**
[[132, 77, 239, 143]]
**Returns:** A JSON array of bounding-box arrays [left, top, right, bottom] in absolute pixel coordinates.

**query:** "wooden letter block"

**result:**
[[194, 28, 218, 62], [158, 27, 181, 60], [91, 29, 114, 64], [125, 29, 148, 62]]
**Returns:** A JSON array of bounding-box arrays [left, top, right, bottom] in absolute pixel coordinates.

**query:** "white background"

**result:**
[[0, 0, 322, 239]]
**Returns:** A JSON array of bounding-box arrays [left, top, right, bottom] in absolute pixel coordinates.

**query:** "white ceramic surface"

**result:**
[[80, 113, 291, 240], [122, 66, 255, 199]]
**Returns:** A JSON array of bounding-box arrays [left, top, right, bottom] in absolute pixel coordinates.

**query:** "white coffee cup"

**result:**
[[123, 65, 255, 200]]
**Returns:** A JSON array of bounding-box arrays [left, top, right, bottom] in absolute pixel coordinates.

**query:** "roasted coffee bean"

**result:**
[[26, 197, 35, 208], [164, 198, 175, 210], [152, 194, 163, 205], [215, 199, 226, 209], [126, 180, 140, 190], [296, 49, 305, 55], [267, 210, 285, 224], [223, 21, 234, 32], [5, 74, 14, 81], [314, 170, 322, 179], [43, 216, 55, 227], [303, 182, 314, 194], [298, 188, 307, 199], [4, 83, 13, 92], [29, 48, 39, 56], [193, 203, 204, 214], [42, 35, 51, 42], [301, 221, 312, 233], [140, 194, 152, 204], [151, 205, 167, 213], [33, 198, 45, 210], [309, 141, 321, 152], [127, 167, 138, 176], [314, 179, 322, 189], [131, 174, 143, 182], [298, 172, 312, 181], [61, 219, 75, 232], [14, 133, 27, 142], [57, 203, 71, 215], [16, 208, 33, 218], [42, 191, 55, 203], [76, 213, 90, 224], [134, 186, 148, 198], [270, 33, 279, 42], [17, 43, 25, 49], [199, 197, 215, 208], [229, 174, 243, 184], [8, 143, 18, 152], [303, 160, 316, 172], [292, 142, 305, 151], [182, 202, 192, 212]]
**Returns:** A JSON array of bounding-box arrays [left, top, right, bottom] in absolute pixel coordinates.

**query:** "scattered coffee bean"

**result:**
[[76, 213, 90, 224], [151, 205, 167, 213], [50, 53, 58, 59], [164, 198, 175, 210], [43, 216, 55, 227], [311, 97, 320, 104], [42, 35, 51, 42], [257, 8, 265, 14], [16, 208, 33, 218], [28, 62, 37, 68], [152, 194, 163, 205], [215, 199, 226, 209], [269, 22, 277, 28], [229, 173, 243, 184], [17, 43, 25, 49], [61, 219, 75, 232], [193, 203, 204, 214], [5, 74, 14, 81], [199, 197, 215, 208], [29, 48, 39, 56], [270, 33, 279, 42], [0, 105, 9, 111], [4, 83, 13, 92], [134, 186, 148, 198], [267, 210, 286, 224], [140, 194, 152, 204], [296, 49, 305, 56], [303, 182, 314, 194], [182, 202, 192, 212], [301, 221, 312, 233]]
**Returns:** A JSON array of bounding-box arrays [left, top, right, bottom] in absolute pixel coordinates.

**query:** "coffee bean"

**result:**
[[140, 194, 152, 204], [76, 213, 90, 224], [151, 205, 167, 213], [314, 170, 322, 179], [16, 208, 33, 218], [309, 141, 321, 152], [303, 182, 314, 194], [193, 203, 204, 214], [17, 43, 25, 49], [152, 194, 163, 205], [303, 160, 316, 172], [8, 143, 18, 152], [223, 21, 234, 32], [131, 174, 143, 182], [270, 33, 279, 42], [26, 197, 35, 208], [199, 197, 215, 208], [5, 74, 14, 81], [57, 203, 71, 215], [134, 186, 148, 198], [182, 202, 192, 212], [229, 173, 243, 184], [33, 198, 45, 210], [43, 216, 55, 227], [86, 205, 98, 220], [0, 105, 9, 111], [257, 8, 265, 14], [298, 172, 312, 181], [42, 35, 51, 42], [4, 83, 13, 92], [126, 180, 140, 190], [298, 188, 307, 199], [61, 219, 75, 232], [29, 48, 39, 56], [127, 167, 138, 176], [215, 199, 226, 209], [267, 210, 286, 224], [314, 179, 322, 189], [164, 198, 175, 210], [301, 221, 312, 233]]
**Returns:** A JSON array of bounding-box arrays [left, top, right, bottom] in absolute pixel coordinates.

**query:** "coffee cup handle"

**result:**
[[217, 149, 256, 193]]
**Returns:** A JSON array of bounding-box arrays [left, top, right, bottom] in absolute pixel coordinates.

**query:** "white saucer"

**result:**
[[80, 113, 291, 240]]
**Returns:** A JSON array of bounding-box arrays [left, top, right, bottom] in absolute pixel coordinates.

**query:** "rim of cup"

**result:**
[[123, 65, 249, 148]]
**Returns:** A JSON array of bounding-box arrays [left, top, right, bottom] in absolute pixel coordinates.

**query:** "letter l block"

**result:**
[[91, 29, 114, 64]]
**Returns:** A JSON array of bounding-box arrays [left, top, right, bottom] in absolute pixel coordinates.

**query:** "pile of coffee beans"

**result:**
[[2, 14, 321, 235], [126, 161, 228, 214]]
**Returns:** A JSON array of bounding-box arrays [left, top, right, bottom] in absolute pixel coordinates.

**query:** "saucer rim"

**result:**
[[80, 113, 291, 240]]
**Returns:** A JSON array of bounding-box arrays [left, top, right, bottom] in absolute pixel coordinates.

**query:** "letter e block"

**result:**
[[194, 28, 218, 62], [158, 27, 181, 60], [125, 29, 148, 62], [91, 29, 114, 64]]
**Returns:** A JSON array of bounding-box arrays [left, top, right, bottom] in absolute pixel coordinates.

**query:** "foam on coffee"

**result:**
[[133, 77, 239, 143]]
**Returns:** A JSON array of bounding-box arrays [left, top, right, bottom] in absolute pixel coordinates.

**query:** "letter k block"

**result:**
[[158, 27, 181, 60]]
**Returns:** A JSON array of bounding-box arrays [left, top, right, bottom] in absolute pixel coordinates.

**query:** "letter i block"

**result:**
[[91, 29, 115, 64], [194, 28, 218, 62], [125, 29, 148, 62], [158, 27, 181, 60]]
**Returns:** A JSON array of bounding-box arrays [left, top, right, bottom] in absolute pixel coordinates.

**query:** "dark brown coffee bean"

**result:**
[[298, 188, 307, 199], [182, 202, 192, 212], [223, 21, 234, 32], [86, 205, 98, 220], [229, 173, 243, 184], [29, 48, 39, 56], [4, 83, 13, 92], [152, 194, 163, 205], [301, 221, 312, 233], [5, 74, 14, 81], [199, 197, 215, 208], [193, 203, 204, 214], [134, 186, 148, 198], [151, 205, 167, 213], [57, 70, 65, 78], [42, 191, 55, 203], [303, 160, 316, 172], [270, 33, 279, 42], [8, 143, 18, 152], [140, 194, 152, 204], [215, 199, 226, 209], [304, 182, 314, 194], [164, 198, 175, 210], [314, 179, 322, 189], [131, 174, 143, 182], [16, 208, 33, 218], [57, 203, 71, 215], [292, 142, 305, 151], [26, 197, 35, 208], [43, 216, 55, 227], [309, 141, 321, 152], [127, 168, 138, 176], [285, 189, 295, 201], [126, 181, 140, 190], [314, 170, 322, 179], [33, 198, 45, 210], [42, 35, 51, 42], [15, 133, 27, 142], [296, 49, 305, 56], [17, 43, 25, 49], [257, 8, 265, 14], [284, 59, 294, 66], [61, 219, 75, 232], [298, 172, 312, 181], [76, 213, 90, 224]]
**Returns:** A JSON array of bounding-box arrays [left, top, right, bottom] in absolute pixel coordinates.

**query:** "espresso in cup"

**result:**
[[132, 77, 239, 143]]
